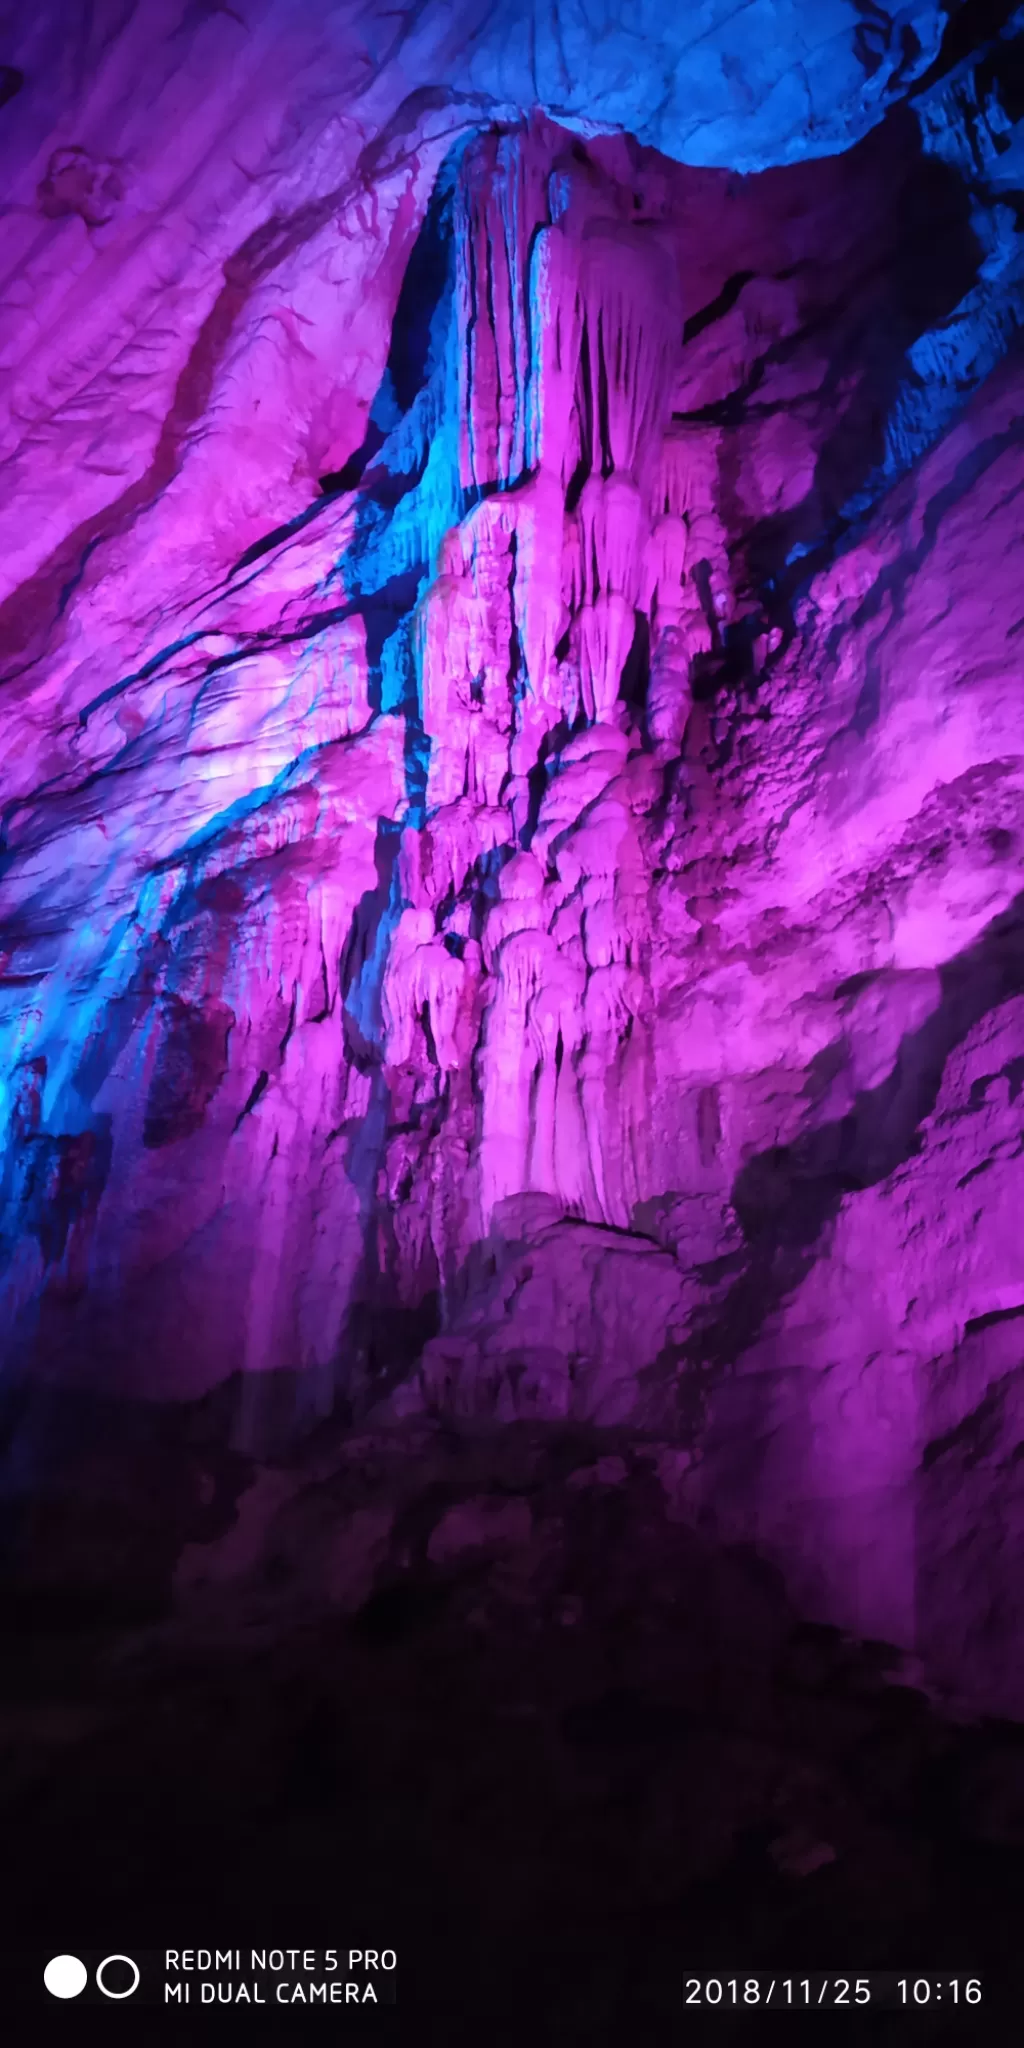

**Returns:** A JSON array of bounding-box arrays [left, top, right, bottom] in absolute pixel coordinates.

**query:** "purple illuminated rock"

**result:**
[[2, 2, 1024, 1711]]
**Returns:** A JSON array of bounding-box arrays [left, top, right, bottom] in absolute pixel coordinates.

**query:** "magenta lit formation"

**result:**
[[1, 3, 1024, 2030]]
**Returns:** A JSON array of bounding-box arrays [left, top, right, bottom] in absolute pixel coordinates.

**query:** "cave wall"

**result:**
[[3, 1, 1024, 1705]]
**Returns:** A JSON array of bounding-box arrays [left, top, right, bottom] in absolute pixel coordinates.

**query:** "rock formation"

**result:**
[[3, 0, 1024, 1729]]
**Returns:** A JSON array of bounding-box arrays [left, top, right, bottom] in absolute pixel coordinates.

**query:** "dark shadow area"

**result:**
[[618, 610, 651, 715], [387, 168, 457, 414], [682, 269, 758, 346], [342, 1294, 442, 1406], [0, 1373, 254, 1624], [340, 821, 402, 1064], [755, 127, 979, 626], [911, 0, 1024, 99], [318, 421, 385, 497], [979, 19, 1024, 118], [0, 1417, 1022, 2037]]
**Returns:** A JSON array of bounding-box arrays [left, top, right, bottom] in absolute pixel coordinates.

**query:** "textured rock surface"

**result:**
[[3, 1, 1024, 1727]]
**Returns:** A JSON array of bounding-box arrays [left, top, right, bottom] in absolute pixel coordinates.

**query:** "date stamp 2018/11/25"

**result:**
[[681, 1976, 982, 2010]]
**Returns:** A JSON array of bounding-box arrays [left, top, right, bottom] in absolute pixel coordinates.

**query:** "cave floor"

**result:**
[[1, 1419, 1022, 2042]]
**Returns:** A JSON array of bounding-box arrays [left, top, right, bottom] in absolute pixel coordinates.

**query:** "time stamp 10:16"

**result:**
[[681, 1976, 983, 2008]]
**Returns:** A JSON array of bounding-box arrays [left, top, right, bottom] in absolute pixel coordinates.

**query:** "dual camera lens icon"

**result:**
[[45, 1955, 140, 2000]]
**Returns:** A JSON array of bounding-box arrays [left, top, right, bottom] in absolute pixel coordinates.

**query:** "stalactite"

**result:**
[[455, 127, 552, 492], [577, 593, 637, 724], [578, 221, 681, 479], [0, 108, 752, 1393], [524, 211, 585, 485]]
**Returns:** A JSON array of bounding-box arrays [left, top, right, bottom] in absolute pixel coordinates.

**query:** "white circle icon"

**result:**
[[44, 1955, 88, 1999], [96, 1955, 141, 1999]]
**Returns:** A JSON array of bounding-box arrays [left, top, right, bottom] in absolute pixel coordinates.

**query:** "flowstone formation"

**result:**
[[3, 2, 1024, 1723]]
